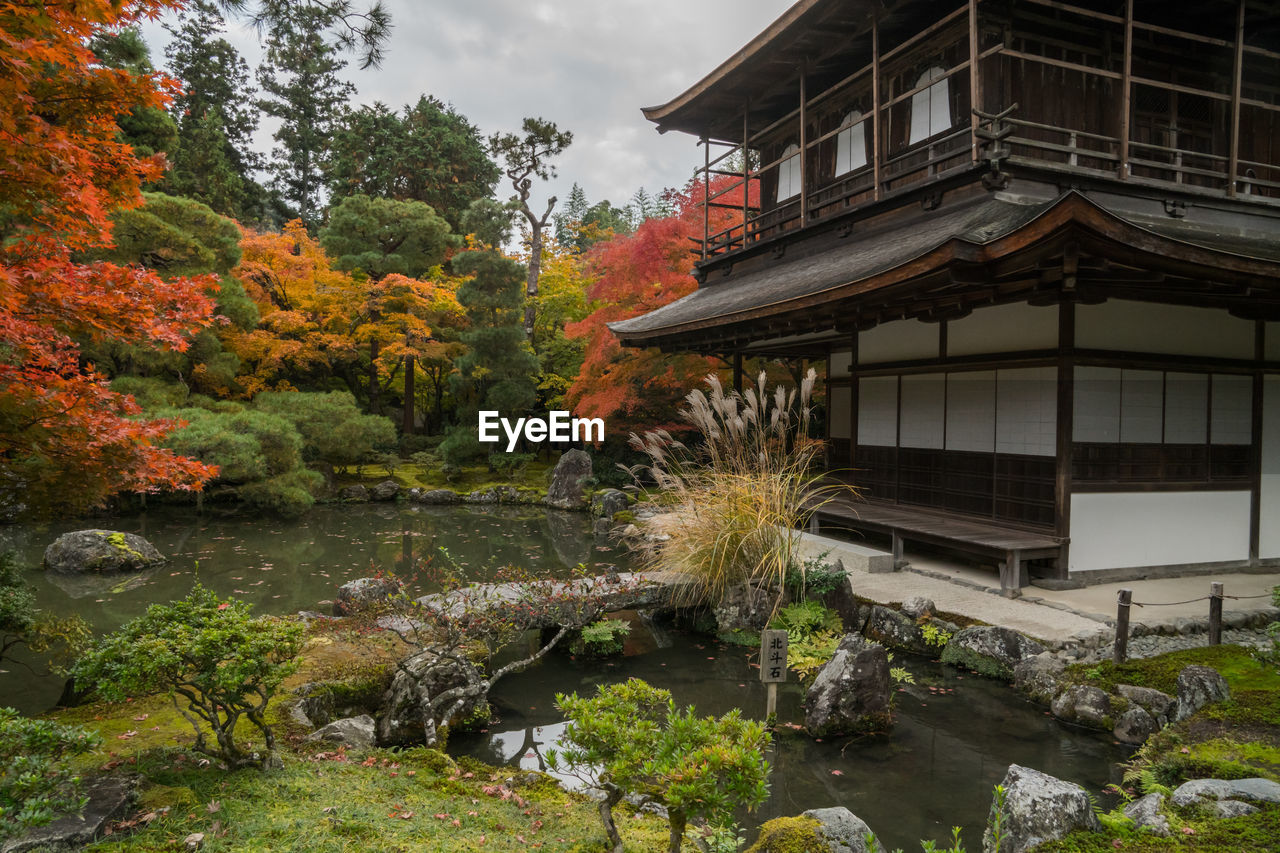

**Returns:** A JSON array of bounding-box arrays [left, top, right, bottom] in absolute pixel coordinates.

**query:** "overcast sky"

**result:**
[[139, 0, 793, 217]]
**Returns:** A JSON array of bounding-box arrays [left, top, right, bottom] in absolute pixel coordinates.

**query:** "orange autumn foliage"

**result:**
[[0, 0, 218, 516]]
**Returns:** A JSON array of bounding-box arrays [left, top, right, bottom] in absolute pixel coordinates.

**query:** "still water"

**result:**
[[0, 503, 630, 713], [453, 621, 1129, 852]]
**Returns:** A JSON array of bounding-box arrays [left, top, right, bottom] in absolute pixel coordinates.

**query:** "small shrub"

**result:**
[[0, 708, 100, 839], [72, 584, 303, 768], [571, 619, 631, 658], [784, 554, 847, 599], [787, 631, 841, 681], [770, 601, 841, 637], [920, 622, 952, 649], [489, 451, 534, 481]]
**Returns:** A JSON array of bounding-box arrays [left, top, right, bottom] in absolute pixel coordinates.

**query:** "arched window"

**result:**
[[835, 110, 867, 175], [908, 66, 951, 145], [775, 143, 801, 201]]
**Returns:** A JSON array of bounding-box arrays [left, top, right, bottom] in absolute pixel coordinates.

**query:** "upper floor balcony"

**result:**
[[644, 0, 1280, 262]]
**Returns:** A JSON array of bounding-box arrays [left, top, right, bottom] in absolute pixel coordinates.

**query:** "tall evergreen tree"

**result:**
[[88, 28, 177, 160], [327, 96, 499, 231], [257, 6, 355, 228]]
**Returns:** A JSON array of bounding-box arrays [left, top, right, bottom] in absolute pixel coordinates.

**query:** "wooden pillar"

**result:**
[[1209, 582, 1224, 645], [733, 352, 744, 394], [742, 106, 750, 248], [872, 12, 883, 201], [1250, 321, 1264, 563], [824, 347, 833, 468], [849, 332, 860, 472], [702, 135, 710, 258], [1054, 302, 1076, 579], [968, 0, 981, 162], [799, 61, 809, 228], [1119, 0, 1133, 179], [1228, 0, 1245, 196], [1114, 589, 1132, 663]]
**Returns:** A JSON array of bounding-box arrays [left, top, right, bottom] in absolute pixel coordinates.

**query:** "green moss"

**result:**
[[939, 643, 1014, 681], [1037, 804, 1280, 852], [611, 510, 636, 524], [1062, 645, 1280, 696], [744, 816, 827, 853], [719, 629, 763, 647], [137, 783, 198, 813]]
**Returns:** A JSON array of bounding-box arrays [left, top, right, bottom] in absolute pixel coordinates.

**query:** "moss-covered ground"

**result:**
[[44, 621, 669, 852], [1036, 804, 1280, 852], [334, 460, 557, 496]]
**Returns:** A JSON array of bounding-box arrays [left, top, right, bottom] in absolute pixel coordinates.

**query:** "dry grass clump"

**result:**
[[626, 369, 850, 608]]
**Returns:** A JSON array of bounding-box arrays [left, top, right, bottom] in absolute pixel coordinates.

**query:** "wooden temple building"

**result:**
[[610, 0, 1280, 592]]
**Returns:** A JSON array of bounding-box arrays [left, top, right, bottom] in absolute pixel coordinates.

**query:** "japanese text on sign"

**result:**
[[760, 629, 788, 683]]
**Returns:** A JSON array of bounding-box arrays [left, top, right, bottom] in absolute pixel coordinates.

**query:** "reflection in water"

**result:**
[[0, 504, 631, 714], [452, 632, 1129, 852]]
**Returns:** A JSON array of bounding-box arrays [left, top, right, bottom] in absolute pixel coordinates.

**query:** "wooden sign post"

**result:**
[[760, 628, 788, 719]]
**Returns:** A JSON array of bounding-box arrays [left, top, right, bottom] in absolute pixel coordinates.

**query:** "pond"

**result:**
[[0, 503, 632, 714], [452, 620, 1131, 852]]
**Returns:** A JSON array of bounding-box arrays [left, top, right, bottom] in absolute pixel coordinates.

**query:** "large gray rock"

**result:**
[[415, 489, 460, 505], [305, 715, 376, 749], [1174, 665, 1231, 722], [333, 576, 404, 616], [804, 639, 893, 737], [900, 596, 934, 619], [1, 776, 136, 853], [1013, 653, 1066, 705], [595, 489, 629, 519], [983, 764, 1101, 853], [43, 530, 164, 574], [939, 626, 1045, 681], [864, 606, 929, 654], [369, 479, 400, 501], [1113, 707, 1159, 745], [339, 484, 370, 502], [801, 807, 886, 853], [1171, 777, 1280, 808], [543, 449, 593, 509], [712, 582, 774, 634], [1210, 799, 1259, 818], [1122, 792, 1170, 836], [1050, 685, 1113, 728], [376, 647, 486, 747], [1116, 684, 1175, 726]]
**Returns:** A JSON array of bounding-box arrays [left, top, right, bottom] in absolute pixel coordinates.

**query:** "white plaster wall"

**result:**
[[946, 303, 1059, 357], [1262, 376, 1280, 560], [1076, 301, 1255, 359], [1069, 491, 1252, 572], [945, 371, 996, 452], [1165, 373, 1208, 444], [829, 385, 852, 439], [860, 319, 939, 364], [1211, 374, 1253, 445], [1074, 366, 1122, 443], [996, 367, 1057, 456], [1119, 370, 1163, 444], [830, 349, 852, 378], [858, 376, 898, 446], [1268, 323, 1280, 361], [899, 373, 946, 449]]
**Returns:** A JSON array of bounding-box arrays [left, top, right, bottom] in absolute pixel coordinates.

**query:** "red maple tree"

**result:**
[[565, 179, 754, 436], [0, 0, 218, 516]]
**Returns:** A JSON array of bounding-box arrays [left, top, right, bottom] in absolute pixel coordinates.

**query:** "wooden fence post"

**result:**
[[1114, 588, 1132, 664], [1209, 582, 1223, 646]]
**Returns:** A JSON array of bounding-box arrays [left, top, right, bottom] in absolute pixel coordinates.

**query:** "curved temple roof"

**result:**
[[608, 191, 1280, 351]]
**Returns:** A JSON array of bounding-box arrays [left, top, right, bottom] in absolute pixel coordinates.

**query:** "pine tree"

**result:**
[[257, 6, 356, 228]]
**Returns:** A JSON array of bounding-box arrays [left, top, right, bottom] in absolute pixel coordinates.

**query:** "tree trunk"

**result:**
[[403, 354, 415, 435], [668, 809, 687, 853], [599, 788, 625, 853], [369, 339, 381, 414], [524, 224, 542, 341]]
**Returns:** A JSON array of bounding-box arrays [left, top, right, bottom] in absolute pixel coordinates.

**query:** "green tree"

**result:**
[[551, 678, 771, 853], [72, 585, 303, 769], [0, 708, 101, 840], [162, 1, 270, 220], [489, 117, 572, 339], [87, 27, 177, 161], [327, 96, 498, 230], [440, 249, 538, 467], [252, 391, 395, 469], [319, 194, 455, 280], [257, 6, 356, 228]]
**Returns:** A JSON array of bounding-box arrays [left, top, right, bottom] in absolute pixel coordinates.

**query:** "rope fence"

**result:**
[[1113, 582, 1277, 663]]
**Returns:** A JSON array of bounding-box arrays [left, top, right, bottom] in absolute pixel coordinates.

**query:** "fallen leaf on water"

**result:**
[[830, 769, 843, 776]]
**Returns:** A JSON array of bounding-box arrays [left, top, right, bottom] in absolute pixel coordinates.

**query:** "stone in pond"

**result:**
[[543, 449, 593, 509], [339, 484, 370, 502], [333, 576, 404, 616], [939, 625, 1045, 681], [1012, 652, 1065, 704], [803, 639, 893, 736], [43, 529, 165, 574], [801, 807, 885, 853], [983, 764, 1100, 853], [1113, 706, 1159, 744], [594, 488, 629, 518], [1050, 684, 1112, 728]]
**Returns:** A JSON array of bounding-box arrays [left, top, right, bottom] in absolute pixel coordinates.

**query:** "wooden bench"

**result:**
[[810, 498, 1067, 597]]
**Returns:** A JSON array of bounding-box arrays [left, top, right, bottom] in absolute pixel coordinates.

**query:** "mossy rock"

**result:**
[[611, 510, 636, 524], [745, 816, 828, 853]]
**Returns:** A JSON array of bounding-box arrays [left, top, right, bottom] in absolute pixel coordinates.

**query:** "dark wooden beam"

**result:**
[[1056, 302, 1075, 561]]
